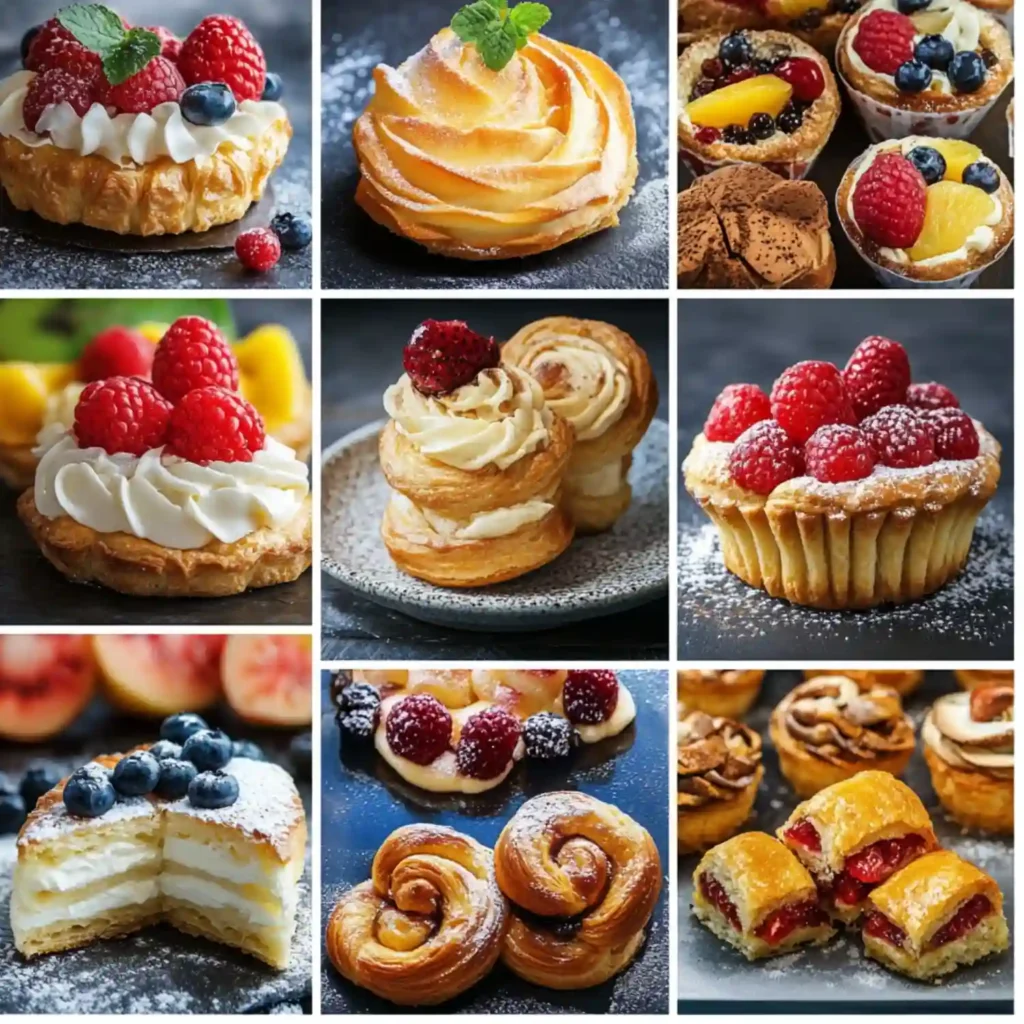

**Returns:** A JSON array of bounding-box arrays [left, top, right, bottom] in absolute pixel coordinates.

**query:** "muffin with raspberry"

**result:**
[[679, 30, 839, 181], [683, 335, 1001, 609], [837, 0, 1013, 142], [837, 136, 1014, 287], [0, 5, 291, 235]]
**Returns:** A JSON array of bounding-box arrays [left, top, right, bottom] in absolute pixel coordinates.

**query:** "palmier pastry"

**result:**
[[503, 318, 658, 532], [955, 670, 1014, 691], [352, 28, 638, 260], [692, 832, 835, 960], [678, 711, 763, 854], [801, 669, 923, 698], [326, 824, 509, 1005], [862, 851, 1009, 981], [778, 772, 937, 923], [770, 675, 915, 797], [922, 687, 1014, 834], [677, 670, 764, 719], [494, 791, 661, 989]]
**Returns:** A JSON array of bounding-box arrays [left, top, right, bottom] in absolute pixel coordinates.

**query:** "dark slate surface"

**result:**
[[677, 298, 1014, 659], [0, 298, 313, 626], [0, 0, 312, 290], [320, 297, 670, 660], [320, 669, 670, 1014], [321, 0, 669, 289]]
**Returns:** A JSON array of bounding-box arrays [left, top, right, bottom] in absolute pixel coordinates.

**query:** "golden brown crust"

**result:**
[[564, 468, 633, 535], [677, 670, 765, 718], [924, 745, 1013, 834], [0, 118, 291, 235], [802, 669, 924, 697], [0, 441, 37, 490], [955, 669, 1015, 691], [678, 0, 850, 53], [18, 488, 312, 597]]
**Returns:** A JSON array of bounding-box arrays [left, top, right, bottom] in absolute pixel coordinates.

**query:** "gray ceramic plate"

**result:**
[[321, 419, 670, 631]]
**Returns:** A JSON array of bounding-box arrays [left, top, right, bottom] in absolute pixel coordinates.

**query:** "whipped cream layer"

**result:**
[[388, 490, 554, 541], [160, 871, 297, 927], [33, 430, 309, 549], [13, 877, 160, 931], [17, 840, 160, 894], [568, 459, 626, 498], [0, 70, 286, 167], [163, 837, 295, 898]]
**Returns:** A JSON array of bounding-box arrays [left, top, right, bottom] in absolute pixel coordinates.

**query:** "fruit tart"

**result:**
[[0, 6, 291, 236], [802, 668, 923, 696], [683, 335, 1001, 609], [17, 318, 312, 598], [677, 669, 765, 719], [836, 0, 1013, 141], [955, 669, 1014, 690], [679, 30, 839, 181], [837, 137, 1014, 288], [922, 685, 1013, 833]]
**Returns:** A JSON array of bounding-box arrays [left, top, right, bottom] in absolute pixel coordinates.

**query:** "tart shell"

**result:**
[[923, 745, 1013, 834], [678, 1, 850, 54], [679, 767, 763, 854]]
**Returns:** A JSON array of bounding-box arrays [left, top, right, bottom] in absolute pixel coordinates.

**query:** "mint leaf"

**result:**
[[101, 27, 161, 85], [477, 18, 517, 70], [509, 2, 551, 37], [451, 0, 500, 42], [482, 0, 508, 9], [57, 3, 125, 54]]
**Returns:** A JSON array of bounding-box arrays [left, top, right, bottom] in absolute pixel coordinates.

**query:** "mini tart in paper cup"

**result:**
[[971, 0, 1014, 30], [836, 0, 1013, 142], [836, 136, 1014, 287], [678, 30, 840, 181]]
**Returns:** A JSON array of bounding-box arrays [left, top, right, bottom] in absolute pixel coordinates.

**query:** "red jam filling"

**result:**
[[784, 820, 822, 852], [864, 910, 907, 949], [929, 895, 993, 949], [699, 873, 741, 930], [833, 834, 928, 907], [754, 900, 829, 945]]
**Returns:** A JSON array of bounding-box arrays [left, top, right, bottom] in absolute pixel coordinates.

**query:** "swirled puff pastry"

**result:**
[[504, 318, 658, 532], [353, 29, 638, 260], [494, 791, 662, 989]]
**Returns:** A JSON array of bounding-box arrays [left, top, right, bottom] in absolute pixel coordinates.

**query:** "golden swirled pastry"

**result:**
[[493, 791, 662, 989], [326, 824, 509, 1006], [352, 29, 638, 260]]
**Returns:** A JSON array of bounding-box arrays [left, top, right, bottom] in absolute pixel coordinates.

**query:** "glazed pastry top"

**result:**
[[678, 711, 762, 808], [922, 686, 1013, 778]]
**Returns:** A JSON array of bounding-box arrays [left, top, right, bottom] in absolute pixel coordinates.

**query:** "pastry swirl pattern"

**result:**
[[678, 711, 763, 808], [923, 688, 1014, 778]]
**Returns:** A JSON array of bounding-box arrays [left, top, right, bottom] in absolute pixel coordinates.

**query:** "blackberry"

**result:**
[[523, 713, 579, 760], [776, 104, 804, 133], [748, 112, 776, 139], [339, 707, 378, 741], [339, 681, 381, 713], [722, 124, 755, 145]]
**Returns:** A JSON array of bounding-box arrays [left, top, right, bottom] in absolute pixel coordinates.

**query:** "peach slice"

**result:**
[[686, 75, 793, 129], [222, 635, 313, 727], [0, 363, 77, 446], [908, 181, 996, 261], [927, 139, 983, 183]]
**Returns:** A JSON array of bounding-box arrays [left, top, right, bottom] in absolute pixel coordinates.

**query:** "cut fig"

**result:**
[[221, 635, 312, 727], [0, 636, 96, 742], [94, 635, 225, 716]]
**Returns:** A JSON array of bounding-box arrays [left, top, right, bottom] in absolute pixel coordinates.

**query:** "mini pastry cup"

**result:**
[[0, 442, 36, 490], [678, 768, 763, 854], [677, 670, 765, 718], [923, 746, 1013, 834]]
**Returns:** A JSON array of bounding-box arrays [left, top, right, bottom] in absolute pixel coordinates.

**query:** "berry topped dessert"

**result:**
[[837, 136, 1013, 286], [683, 334, 1001, 608], [678, 30, 839, 180], [0, 5, 291, 235], [836, 0, 1013, 141]]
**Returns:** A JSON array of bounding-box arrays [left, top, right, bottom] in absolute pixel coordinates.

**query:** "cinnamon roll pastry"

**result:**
[[678, 711, 763, 854], [802, 669, 924, 698], [955, 670, 1015, 691], [503, 318, 658, 532], [677, 670, 765, 719], [353, 29, 638, 261], [326, 824, 509, 1006], [922, 686, 1013, 834], [770, 676, 915, 798], [494, 792, 662, 989]]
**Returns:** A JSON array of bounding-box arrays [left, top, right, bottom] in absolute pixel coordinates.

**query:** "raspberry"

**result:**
[[455, 707, 522, 780], [729, 419, 805, 494], [770, 361, 856, 444], [165, 387, 265, 465], [804, 425, 877, 483], [22, 68, 98, 133], [703, 383, 771, 442], [562, 669, 620, 725], [78, 327, 154, 382], [147, 26, 182, 62], [852, 10, 916, 74], [178, 15, 267, 102], [852, 153, 927, 249], [235, 228, 282, 273], [385, 694, 451, 766], [522, 712, 578, 759], [152, 316, 239, 403], [74, 377, 172, 456], [106, 55, 184, 114], [25, 19, 102, 77], [860, 405, 936, 469], [403, 320, 501, 396], [906, 382, 959, 410], [924, 408, 979, 460], [843, 336, 911, 419]]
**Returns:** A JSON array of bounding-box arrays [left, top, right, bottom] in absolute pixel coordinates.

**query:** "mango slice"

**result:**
[[686, 75, 794, 129], [908, 180, 996, 261], [0, 363, 77, 446], [234, 325, 308, 432]]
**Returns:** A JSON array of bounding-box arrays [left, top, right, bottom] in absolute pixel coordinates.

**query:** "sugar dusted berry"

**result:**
[[160, 712, 209, 745], [906, 382, 959, 410], [925, 408, 980, 460], [188, 769, 239, 809], [149, 739, 183, 761], [385, 694, 452, 765], [771, 361, 856, 444], [861, 405, 936, 469], [147, 26, 182, 61], [719, 31, 754, 68], [181, 728, 233, 772], [166, 387, 266, 465], [852, 153, 927, 249], [74, 376, 173, 456], [455, 707, 522, 780], [112, 751, 161, 796], [403, 319, 501, 396], [178, 15, 267, 102], [338, 681, 382, 740], [25, 18, 102, 77], [729, 419, 804, 494], [523, 712, 578, 759], [63, 764, 116, 818], [704, 383, 772, 442], [562, 669, 620, 725], [843, 335, 911, 419], [79, 326, 154, 382], [236, 228, 282, 273], [23, 67, 98, 133], [805, 424, 877, 484], [152, 316, 239, 403], [155, 758, 197, 800]]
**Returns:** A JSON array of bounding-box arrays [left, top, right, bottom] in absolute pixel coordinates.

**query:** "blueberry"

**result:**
[[160, 713, 209, 746], [271, 212, 313, 251], [290, 733, 312, 780], [722, 124, 755, 145], [149, 739, 183, 762], [112, 751, 161, 797], [19, 763, 61, 810], [182, 728, 233, 771], [777, 104, 804, 133], [748, 112, 777, 139], [231, 739, 266, 761], [894, 59, 932, 92], [155, 759, 198, 801], [523, 712, 579, 760], [907, 145, 947, 184], [20, 26, 40, 67], [963, 161, 1000, 193], [188, 770, 239, 810], [897, 0, 932, 11], [914, 34, 954, 71], [180, 83, 236, 127], [262, 72, 284, 102], [949, 51, 987, 93], [719, 31, 753, 69], [63, 765, 116, 818]]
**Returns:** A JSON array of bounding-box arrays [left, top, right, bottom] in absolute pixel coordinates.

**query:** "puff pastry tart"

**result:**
[[692, 832, 835, 959], [353, 27, 638, 260], [326, 824, 509, 1005], [862, 850, 1009, 981], [778, 771, 937, 922], [922, 686, 1013, 834], [503, 318, 658, 533], [770, 675, 915, 797], [955, 670, 1014, 691], [677, 669, 765, 719], [801, 668, 923, 697], [494, 792, 662, 989]]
